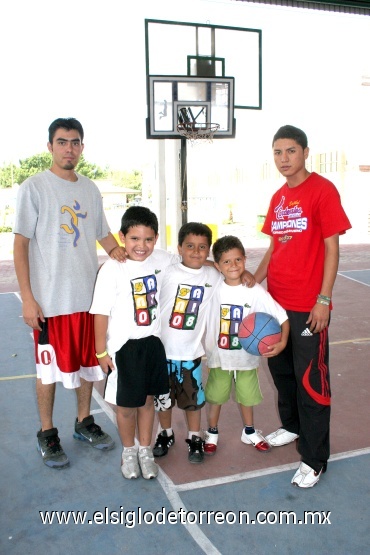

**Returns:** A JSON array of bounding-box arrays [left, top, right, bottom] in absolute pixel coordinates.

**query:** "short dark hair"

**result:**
[[212, 235, 245, 263], [272, 125, 308, 150], [178, 222, 212, 247], [48, 118, 84, 143], [120, 206, 158, 235]]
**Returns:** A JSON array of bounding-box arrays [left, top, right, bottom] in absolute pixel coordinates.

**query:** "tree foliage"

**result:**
[[108, 169, 142, 190], [0, 164, 17, 188], [16, 153, 53, 185], [0, 153, 108, 188], [75, 155, 108, 180]]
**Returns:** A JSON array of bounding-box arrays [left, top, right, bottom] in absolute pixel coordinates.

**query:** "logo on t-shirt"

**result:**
[[279, 234, 293, 243], [271, 196, 307, 234], [131, 275, 158, 326], [218, 304, 243, 350], [169, 284, 204, 330], [60, 200, 87, 247]]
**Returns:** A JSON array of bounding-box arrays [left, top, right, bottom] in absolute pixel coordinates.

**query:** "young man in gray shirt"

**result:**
[[13, 117, 125, 469]]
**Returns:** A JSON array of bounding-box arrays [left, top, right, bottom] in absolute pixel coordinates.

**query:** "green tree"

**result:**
[[75, 155, 108, 180], [108, 169, 142, 190], [0, 164, 18, 188], [0, 153, 108, 187], [16, 152, 53, 184]]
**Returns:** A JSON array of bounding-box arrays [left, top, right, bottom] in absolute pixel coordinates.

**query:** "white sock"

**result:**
[[123, 445, 137, 453], [164, 428, 173, 436], [139, 444, 150, 451], [188, 431, 201, 439]]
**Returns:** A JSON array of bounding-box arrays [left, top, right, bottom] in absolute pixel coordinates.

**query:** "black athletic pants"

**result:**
[[267, 310, 331, 473]]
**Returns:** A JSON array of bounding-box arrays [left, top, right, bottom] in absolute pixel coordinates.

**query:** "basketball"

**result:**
[[238, 312, 282, 356]]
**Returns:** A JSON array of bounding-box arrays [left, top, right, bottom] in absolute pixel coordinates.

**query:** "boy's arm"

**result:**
[[94, 314, 115, 374], [203, 289, 221, 364], [241, 269, 256, 288], [263, 319, 289, 358], [205, 258, 256, 287], [13, 233, 44, 330], [98, 232, 127, 262]]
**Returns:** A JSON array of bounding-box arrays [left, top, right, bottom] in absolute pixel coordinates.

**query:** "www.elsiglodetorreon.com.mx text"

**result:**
[[39, 507, 331, 527]]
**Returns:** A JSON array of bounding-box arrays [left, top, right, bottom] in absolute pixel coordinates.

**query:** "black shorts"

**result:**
[[113, 336, 169, 408]]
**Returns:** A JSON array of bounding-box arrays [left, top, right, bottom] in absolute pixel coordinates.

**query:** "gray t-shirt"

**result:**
[[13, 170, 110, 317]]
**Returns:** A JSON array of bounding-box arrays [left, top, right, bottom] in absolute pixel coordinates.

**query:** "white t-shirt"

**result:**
[[160, 263, 223, 360], [207, 282, 288, 371], [13, 170, 110, 317], [90, 249, 180, 354]]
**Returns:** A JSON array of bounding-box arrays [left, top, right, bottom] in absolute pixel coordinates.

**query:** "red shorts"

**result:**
[[34, 312, 105, 389]]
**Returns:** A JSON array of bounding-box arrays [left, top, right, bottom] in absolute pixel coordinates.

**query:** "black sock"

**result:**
[[208, 426, 218, 434], [245, 425, 255, 435]]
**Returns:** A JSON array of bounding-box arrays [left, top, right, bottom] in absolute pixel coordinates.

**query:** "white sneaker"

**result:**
[[241, 429, 271, 452], [204, 430, 218, 455], [265, 428, 299, 447], [138, 447, 159, 479], [291, 462, 322, 488], [121, 448, 140, 479]]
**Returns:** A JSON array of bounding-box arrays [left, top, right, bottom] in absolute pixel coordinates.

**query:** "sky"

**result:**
[[1, 0, 370, 170]]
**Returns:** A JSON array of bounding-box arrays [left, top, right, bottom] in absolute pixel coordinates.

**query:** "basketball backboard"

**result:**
[[148, 75, 235, 138], [145, 19, 262, 140]]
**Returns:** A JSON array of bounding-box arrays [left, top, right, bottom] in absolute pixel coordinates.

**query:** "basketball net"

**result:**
[[177, 122, 220, 146]]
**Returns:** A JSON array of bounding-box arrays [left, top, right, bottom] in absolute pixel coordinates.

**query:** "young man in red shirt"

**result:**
[[255, 125, 351, 488]]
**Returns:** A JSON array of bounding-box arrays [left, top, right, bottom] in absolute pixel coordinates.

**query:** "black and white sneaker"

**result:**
[[153, 430, 175, 458], [186, 435, 204, 464]]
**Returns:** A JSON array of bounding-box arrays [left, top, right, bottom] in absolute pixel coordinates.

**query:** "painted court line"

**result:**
[[93, 387, 221, 555], [338, 270, 370, 287], [338, 276, 370, 287], [0, 373, 37, 381], [330, 337, 370, 345], [157, 470, 222, 555], [90, 408, 104, 415], [92, 387, 370, 555], [174, 447, 370, 492], [92, 388, 117, 426]]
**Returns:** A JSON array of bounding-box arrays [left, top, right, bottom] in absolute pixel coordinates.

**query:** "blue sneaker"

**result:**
[[37, 428, 69, 469]]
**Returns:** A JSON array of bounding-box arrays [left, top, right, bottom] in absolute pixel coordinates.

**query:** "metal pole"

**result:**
[[180, 138, 188, 225], [157, 141, 167, 249]]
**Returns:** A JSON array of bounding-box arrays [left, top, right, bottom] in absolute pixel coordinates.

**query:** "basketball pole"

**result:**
[[180, 137, 188, 225]]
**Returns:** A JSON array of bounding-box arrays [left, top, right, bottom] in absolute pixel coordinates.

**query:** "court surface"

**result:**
[[1, 244, 369, 555]]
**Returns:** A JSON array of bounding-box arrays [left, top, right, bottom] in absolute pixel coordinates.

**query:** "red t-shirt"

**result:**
[[262, 172, 351, 311]]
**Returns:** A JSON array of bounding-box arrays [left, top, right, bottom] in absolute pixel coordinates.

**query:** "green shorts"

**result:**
[[205, 367, 263, 407]]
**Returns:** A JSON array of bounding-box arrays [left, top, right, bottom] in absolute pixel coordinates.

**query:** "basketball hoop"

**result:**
[[177, 122, 220, 145]]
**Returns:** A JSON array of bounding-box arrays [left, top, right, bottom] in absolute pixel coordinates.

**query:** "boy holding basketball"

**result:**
[[204, 235, 289, 455]]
